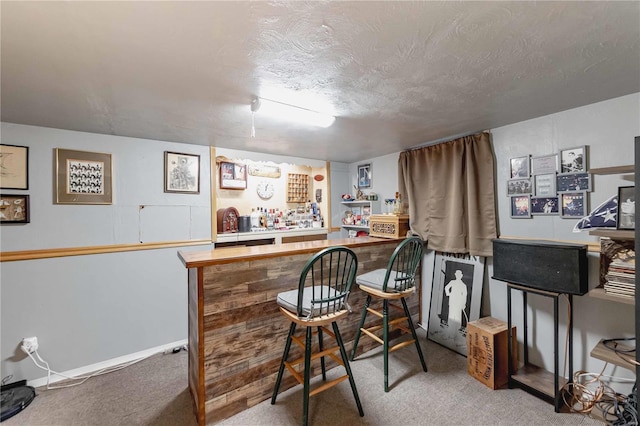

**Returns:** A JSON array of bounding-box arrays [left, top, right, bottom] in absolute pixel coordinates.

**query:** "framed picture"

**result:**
[[617, 186, 635, 230], [560, 191, 587, 218], [165, 151, 200, 194], [55, 148, 112, 204], [427, 252, 485, 356], [556, 172, 591, 192], [534, 173, 556, 196], [507, 178, 532, 196], [509, 155, 530, 178], [357, 163, 372, 189], [0, 144, 29, 190], [511, 195, 531, 218], [0, 194, 29, 223], [219, 160, 246, 190], [531, 196, 559, 215], [531, 154, 558, 175], [560, 146, 586, 173]]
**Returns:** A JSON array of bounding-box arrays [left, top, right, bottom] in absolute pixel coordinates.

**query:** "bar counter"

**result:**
[[178, 237, 422, 425]]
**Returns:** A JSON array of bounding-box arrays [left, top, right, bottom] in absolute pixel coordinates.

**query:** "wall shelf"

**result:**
[[590, 339, 636, 371], [588, 286, 634, 305], [340, 199, 380, 235], [590, 165, 634, 175], [589, 229, 635, 240]]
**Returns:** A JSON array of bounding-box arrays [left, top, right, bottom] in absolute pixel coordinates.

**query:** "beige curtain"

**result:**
[[398, 132, 497, 256]]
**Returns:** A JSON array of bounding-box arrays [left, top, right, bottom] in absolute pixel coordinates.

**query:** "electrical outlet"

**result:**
[[21, 337, 38, 354]]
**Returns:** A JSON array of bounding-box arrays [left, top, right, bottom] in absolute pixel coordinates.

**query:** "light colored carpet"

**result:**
[[4, 332, 602, 425]]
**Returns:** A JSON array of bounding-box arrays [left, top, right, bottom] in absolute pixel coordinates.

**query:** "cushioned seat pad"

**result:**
[[356, 269, 407, 292], [277, 286, 342, 317]]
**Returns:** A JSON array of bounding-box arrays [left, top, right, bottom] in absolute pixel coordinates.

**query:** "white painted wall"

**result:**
[[0, 123, 212, 384]]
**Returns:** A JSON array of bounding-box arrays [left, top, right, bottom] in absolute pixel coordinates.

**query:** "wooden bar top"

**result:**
[[178, 236, 401, 268]]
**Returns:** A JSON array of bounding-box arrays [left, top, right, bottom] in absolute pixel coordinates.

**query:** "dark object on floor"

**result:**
[[0, 385, 36, 422]]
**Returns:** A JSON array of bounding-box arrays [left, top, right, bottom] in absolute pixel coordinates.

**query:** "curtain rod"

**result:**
[[405, 129, 491, 152]]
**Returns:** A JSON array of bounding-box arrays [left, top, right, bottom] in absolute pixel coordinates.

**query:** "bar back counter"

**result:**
[[178, 237, 422, 425]]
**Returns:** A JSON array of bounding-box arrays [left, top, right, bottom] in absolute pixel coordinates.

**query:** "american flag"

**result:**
[[573, 195, 617, 232]]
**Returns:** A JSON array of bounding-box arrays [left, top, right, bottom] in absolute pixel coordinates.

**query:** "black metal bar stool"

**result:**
[[349, 236, 427, 392], [271, 246, 364, 426]]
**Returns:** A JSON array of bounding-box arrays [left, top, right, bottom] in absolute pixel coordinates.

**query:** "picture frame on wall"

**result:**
[[0, 144, 29, 190], [507, 178, 532, 196], [510, 195, 531, 218], [0, 194, 29, 224], [560, 191, 587, 218], [617, 186, 635, 230], [560, 145, 586, 173], [534, 173, 556, 196], [55, 148, 112, 204], [165, 151, 201, 193], [509, 155, 530, 178], [531, 196, 559, 215], [531, 154, 558, 175], [218, 160, 246, 190], [556, 172, 591, 192], [357, 163, 372, 189], [427, 252, 485, 356]]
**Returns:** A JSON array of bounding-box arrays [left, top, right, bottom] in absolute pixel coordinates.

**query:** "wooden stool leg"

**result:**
[[350, 294, 371, 361], [318, 326, 326, 381], [401, 297, 427, 372], [272, 322, 297, 404], [332, 322, 364, 417], [303, 326, 313, 426], [383, 299, 389, 392]]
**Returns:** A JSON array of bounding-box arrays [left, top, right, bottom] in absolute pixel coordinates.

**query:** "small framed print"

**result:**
[[0, 144, 29, 190], [510, 195, 531, 218], [165, 151, 201, 193], [358, 163, 372, 189], [617, 186, 635, 230], [218, 161, 246, 190], [507, 178, 532, 196], [510, 156, 530, 178], [560, 146, 586, 173], [531, 154, 558, 175], [560, 191, 587, 218], [55, 148, 112, 204], [0, 194, 29, 223], [531, 196, 559, 215], [534, 173, 556, 196], [556, 172, 591, 192]]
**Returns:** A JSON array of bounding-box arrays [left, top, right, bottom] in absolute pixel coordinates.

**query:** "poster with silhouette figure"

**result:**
[[427, 252, 485, 356]]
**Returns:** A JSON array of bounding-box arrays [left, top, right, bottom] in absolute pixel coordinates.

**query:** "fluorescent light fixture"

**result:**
[[251, 97, 335, 128]]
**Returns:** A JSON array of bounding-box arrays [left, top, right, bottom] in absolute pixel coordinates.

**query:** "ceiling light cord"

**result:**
[[250, 96, 335, 128], [251, 111, 256, 138], [250, 97, 260, 138]]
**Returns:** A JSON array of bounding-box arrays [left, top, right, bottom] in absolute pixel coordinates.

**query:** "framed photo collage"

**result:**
[[508, 146, 590, 219]]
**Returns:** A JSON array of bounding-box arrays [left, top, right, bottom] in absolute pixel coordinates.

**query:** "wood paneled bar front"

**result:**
[[178, 237, 420, 425]]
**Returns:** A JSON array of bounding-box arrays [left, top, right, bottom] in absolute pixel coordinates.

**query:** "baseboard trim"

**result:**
[[27, 338, 188, 388]]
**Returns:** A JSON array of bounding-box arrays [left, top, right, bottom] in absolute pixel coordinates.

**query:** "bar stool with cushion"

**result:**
[[349, 236, 427, 392], [271, 246, 364, 426]]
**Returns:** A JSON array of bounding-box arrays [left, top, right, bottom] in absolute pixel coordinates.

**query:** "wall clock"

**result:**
[[256, 181, 274, 199]]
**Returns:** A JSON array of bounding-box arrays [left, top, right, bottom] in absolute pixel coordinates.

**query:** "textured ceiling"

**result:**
[[2, 1, 639, 163]]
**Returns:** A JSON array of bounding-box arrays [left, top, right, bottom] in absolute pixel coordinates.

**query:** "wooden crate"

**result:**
[[467, 317, 517, 389], [369, 214, 409, 239]]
